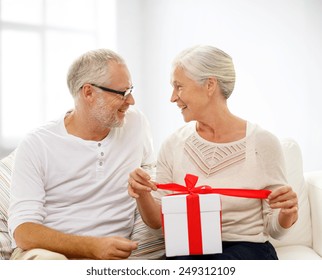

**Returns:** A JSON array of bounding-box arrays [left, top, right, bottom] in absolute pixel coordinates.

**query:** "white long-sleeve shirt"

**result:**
[[156, 121, 289, 243], [8, 107, 155, 248]]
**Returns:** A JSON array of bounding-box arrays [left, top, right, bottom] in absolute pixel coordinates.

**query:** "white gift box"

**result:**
[[161, 193, 222, 257]]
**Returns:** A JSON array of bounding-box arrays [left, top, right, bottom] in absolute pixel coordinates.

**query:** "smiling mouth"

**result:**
[[118, 109, 127, 115], [179, 105, 187, 112]]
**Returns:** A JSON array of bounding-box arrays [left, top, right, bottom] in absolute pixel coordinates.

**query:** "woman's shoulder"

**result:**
[[165, 122, 195, 143], [248, 122, 282, 154], [252, 124, 279, 144]]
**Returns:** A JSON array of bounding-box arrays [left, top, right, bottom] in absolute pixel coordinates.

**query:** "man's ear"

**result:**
[[81, 84, 95, 102]]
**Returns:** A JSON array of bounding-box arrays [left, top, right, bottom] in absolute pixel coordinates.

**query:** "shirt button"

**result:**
[[99, 161, 103, 166], [98, 143, 101, 147], [101, 152, 104, 156]]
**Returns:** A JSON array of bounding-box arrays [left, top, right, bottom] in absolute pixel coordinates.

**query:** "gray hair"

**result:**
[[67, 49, 126, 99], [172, 45, 235, 99]]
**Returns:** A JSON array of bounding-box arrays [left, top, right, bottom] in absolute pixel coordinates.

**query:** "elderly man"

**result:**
[[8, 49, 155, 260]]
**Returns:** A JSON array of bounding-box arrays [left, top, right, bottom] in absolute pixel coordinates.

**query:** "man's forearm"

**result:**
[[13, 222, 96, 259]]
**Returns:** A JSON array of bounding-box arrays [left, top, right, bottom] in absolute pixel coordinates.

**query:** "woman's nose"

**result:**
[[170, 90, 178, 103]]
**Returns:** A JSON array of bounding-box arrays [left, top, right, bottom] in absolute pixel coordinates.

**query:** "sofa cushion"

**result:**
[[306, 171, 322, 257], [270, 138, 312, 248], [0, 151, 15, 260], [276, 245, 321, 260], [130, 210, 165, 260], [129, 208, 165, 259]]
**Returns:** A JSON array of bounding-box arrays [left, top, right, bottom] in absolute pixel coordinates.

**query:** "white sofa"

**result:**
[[269, 139, 322, 259], [1, 138, 322, 260]]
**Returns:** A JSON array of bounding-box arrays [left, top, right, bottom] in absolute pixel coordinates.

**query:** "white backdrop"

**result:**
[[116, 0, 322, 172], [1, 0, 320, 172]]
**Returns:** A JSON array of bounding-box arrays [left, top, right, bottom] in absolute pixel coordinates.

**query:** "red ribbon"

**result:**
[[159, 174, 271, 255]]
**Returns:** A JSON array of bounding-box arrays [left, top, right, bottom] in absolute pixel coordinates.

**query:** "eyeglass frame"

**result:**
[[89, 83, 133, 98]]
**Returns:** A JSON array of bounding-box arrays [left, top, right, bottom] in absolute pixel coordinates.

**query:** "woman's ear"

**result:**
[[206, 77, 218, 96]]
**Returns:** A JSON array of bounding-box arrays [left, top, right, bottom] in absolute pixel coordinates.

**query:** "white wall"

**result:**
[[116, 0, 322, 172]]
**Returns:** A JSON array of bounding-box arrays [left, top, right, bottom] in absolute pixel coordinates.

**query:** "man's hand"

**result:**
[[93, 236, 138, 260]]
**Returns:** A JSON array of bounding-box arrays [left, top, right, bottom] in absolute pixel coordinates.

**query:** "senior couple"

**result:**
[[8, 46, 298, 260]]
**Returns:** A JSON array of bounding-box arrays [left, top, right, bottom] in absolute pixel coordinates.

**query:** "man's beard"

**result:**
[[89, 96, 124, 129]]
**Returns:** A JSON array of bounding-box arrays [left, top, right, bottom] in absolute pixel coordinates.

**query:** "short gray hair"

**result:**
[[67, 49, 125, 99], [172, 45, 235, 99]]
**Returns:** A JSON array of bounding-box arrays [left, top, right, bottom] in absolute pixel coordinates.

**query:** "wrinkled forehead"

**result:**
[[170, 65, 186, 84], [171, 64, 198, 87]]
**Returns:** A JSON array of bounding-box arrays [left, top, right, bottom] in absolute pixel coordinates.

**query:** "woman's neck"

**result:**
[[196, 111, 247, 143]]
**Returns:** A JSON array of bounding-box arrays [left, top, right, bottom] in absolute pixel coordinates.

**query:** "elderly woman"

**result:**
[[128, 45, 298, 260]]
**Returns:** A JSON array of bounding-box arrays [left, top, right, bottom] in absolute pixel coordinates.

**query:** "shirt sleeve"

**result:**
[[138, 111, 157, 180], [154, 134, 177, 200], [255, 129, 290, 239], [8, 133, 47, 242]]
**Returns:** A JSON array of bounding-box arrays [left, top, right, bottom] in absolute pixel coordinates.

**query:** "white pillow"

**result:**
[[270, 139, 312, 248], [0, 151, 15, 260], [129, 208, 165, 259]]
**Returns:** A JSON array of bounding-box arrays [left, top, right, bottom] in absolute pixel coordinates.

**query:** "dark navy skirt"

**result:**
[[166, 241, 278, 260]]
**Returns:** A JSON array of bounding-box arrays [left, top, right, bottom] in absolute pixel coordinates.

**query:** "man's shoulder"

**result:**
[[124, 107, 149, 127], [20, 116, 64, 145], [126, 107, 145, 119]]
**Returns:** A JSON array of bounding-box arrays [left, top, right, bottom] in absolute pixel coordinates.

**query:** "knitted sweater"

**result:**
[[156, 121, 289, 243]]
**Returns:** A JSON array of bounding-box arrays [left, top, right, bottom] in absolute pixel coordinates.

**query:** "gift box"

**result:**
[[161, 193, 222, 257], [158, 174, 271, 257]]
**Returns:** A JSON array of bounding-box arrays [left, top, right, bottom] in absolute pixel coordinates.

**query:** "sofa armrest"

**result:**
[[305, 171, 322, 257]]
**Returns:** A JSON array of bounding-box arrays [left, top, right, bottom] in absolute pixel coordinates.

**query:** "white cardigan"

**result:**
[[156, 121, 290, 243]]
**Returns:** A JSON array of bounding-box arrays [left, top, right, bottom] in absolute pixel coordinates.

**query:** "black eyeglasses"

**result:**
[[90, 83, 133, 98]]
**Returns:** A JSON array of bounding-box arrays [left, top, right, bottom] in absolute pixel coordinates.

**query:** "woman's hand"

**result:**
[[268, 185, 298, 228], [128, 168, 158, 199], [127, 168, 162, 229]]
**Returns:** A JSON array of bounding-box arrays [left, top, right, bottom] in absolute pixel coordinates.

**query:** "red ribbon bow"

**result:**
[[158, 174, 271, 255], [158, 174, 271, 199]]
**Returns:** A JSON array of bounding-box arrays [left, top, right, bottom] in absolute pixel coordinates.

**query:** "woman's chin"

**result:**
[[182, 112, 192, 123]]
